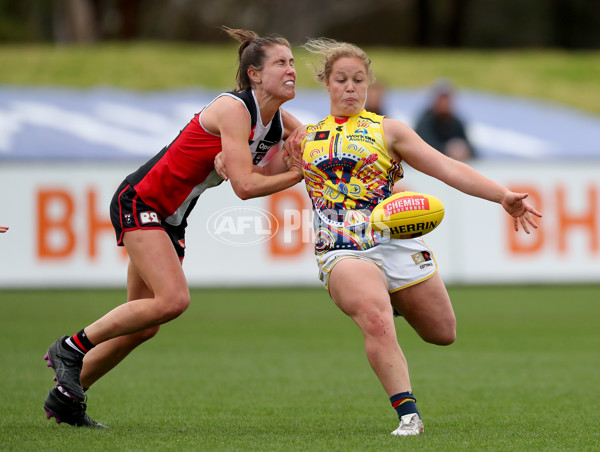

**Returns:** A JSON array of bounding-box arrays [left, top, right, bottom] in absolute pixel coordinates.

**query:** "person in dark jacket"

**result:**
[[415, 79, 475, 161]]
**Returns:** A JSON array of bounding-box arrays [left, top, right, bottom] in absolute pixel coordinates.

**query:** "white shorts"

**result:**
[[317, 237, 437, 293]]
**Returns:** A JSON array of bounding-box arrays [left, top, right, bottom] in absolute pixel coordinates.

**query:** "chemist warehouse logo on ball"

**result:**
[[207, 206, 279, 246], [384, 195, 429, 216]]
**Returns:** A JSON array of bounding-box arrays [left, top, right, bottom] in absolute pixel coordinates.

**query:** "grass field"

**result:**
[[1, 285, 598, 451], [0, 44, 599, 114], [1, 37, 598, 451]]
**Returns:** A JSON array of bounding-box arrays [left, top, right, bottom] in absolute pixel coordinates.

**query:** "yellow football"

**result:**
[[370, 191, 444, 239]]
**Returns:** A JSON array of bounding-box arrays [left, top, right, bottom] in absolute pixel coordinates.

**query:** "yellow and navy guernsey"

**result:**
[[302, 110, 404, 254]]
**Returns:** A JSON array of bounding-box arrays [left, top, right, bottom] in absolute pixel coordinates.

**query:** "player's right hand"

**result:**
[[214, 152, 228, 181]]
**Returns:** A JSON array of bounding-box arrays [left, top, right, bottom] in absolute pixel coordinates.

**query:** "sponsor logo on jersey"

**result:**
[[411, 251, 432, 265], [139, 211, 160, 224], [252, 139, 278, 164], [347, 133, 376, 144], [257, 139, 277, 152], [314, 131, 330, 141]]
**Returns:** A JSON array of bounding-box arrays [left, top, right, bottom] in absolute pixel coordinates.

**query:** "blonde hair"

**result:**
[[221, 26, 291, 91], [302, 37, 374, 85]]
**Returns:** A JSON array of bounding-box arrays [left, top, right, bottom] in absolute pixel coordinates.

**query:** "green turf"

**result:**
[[0, 285, 598, 451]]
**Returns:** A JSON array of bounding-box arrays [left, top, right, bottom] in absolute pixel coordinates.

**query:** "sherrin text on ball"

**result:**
[[370, 191, 445, 239]]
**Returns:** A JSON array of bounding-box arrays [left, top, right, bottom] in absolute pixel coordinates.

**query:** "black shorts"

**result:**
[[110, 180, 186, 259]]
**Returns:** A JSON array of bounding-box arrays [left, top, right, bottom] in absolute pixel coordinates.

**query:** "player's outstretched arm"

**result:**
[[0, 226, 8, 233], [384, 118, 542, 234]]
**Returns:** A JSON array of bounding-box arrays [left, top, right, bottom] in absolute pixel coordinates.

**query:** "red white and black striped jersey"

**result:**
[[125, 88, 284, 227]]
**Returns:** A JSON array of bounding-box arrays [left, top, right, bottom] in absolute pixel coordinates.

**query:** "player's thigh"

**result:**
[[390, 272, 456, 344], [329, 258, 391, 318], [123, 229, 188, 298]]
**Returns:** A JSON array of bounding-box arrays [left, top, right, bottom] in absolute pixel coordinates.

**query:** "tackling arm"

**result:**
[[217, 99, 302, 200], [259, 109, 304, 176]]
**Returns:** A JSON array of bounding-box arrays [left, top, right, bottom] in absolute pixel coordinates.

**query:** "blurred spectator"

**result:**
[[415, 79, 476, 161], [365, 81, 387, 116]]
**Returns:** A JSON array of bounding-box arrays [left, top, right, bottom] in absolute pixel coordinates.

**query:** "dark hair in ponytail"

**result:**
[[222, 26, 291, 91]]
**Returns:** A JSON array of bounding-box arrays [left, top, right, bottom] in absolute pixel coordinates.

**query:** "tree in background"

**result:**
[[1, 0, 598, 48]]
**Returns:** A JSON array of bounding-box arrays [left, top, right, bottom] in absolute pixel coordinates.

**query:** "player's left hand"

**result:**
[[501, 191, 542, 234], [214, 152, 228, 181]]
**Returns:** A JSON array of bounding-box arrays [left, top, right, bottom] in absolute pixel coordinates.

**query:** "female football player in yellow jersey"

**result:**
[[301, 38, 542, 436]]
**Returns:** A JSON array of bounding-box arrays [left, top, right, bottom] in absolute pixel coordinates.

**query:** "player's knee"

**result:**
[[154, 290, 190, 322], [359, 308, 394, 338], [169, 290, 191, 317]]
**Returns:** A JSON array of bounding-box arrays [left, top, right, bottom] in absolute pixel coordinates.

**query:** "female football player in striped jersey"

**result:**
[[300, 38, 541, 436], [42, 27, 304, 428]]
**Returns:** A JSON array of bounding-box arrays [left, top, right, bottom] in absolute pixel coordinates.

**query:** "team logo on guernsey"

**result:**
[[356, 118, 373, 128]]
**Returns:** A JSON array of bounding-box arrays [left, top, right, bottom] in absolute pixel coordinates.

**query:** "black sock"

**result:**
[[64, 329, 95, 355], [390, 391, 420, 419]]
